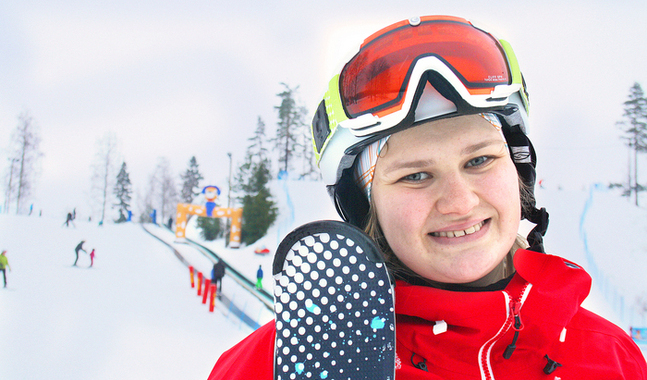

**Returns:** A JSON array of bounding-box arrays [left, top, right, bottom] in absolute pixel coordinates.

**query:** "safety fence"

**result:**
[[579, 184, 646, 335], [141, 224, 272, 330]]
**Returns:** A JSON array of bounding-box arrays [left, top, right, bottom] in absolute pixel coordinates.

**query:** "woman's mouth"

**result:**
[[430, 220, 487, 238]]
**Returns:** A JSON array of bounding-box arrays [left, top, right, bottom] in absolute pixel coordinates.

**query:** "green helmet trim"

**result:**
[[312, 74, 349, 164], [499, 38, 530, 116]]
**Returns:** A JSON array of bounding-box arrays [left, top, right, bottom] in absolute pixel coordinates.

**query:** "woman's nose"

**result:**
[[434, 173, 479, 215]]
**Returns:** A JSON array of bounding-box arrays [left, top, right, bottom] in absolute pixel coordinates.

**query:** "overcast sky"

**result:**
[[1, 0, 646, 220]]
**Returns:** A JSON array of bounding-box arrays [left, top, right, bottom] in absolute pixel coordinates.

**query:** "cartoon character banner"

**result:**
[[175, 185, 243, 248]]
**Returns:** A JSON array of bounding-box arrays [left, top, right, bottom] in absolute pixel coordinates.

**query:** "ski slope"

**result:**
[[1, 179, 646, 380]]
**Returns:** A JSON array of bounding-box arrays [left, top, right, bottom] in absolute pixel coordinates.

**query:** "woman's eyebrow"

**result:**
[[380, 159, 435, 175], [461, 139, 506, 155]]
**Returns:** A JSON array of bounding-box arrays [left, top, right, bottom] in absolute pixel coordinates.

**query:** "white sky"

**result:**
[[1, 0, 646, 220]]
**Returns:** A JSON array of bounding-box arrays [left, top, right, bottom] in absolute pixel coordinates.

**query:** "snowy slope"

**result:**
[[0, 215, 255, 380], [1, 179, 646, 380]]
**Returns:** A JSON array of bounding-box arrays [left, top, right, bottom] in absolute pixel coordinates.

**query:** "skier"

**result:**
[[208, 15, 647, 379], [211, 259, 226, 296], [89, 249, 96, 268], [0, 250, 11, 288], [255, 265, 263, 290], [63, 212, 75, 227], [73, 240, 87, 266]]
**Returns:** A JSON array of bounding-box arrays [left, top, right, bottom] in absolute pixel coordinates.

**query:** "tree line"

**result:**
[[2, 83, 313, 246], [99, 83, 314, 245]]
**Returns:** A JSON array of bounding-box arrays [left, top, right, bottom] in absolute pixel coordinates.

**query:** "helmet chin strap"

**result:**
[[525, 207, 549, 253]]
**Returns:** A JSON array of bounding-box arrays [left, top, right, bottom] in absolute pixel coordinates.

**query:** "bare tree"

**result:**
[[149, 157, 178, 222], [5, 111, 42, 214], [3, 158, 19, 213], [91, 132, 119, 223]]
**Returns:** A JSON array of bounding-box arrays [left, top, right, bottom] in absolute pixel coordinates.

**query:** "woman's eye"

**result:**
[[403, 172, 429, 182], [466, 156, 490, 168]]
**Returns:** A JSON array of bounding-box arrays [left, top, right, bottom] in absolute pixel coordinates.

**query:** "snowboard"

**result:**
[[272, 220, 395, 380]]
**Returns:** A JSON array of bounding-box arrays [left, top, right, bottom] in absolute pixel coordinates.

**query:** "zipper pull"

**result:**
[[503, 300, 524, 359], [511, 300, 524, 331]]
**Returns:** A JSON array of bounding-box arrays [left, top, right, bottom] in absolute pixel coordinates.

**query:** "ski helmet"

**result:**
[[311, 15, 548, 251]]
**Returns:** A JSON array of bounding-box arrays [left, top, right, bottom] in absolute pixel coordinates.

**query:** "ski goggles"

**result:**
[[312, 16, 528, 162]]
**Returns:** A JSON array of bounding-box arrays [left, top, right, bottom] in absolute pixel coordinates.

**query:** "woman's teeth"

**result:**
[[431, 220, 485, 238]]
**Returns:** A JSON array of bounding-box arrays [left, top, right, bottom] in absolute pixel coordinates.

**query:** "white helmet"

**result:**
[[311, 16, 548, 251]]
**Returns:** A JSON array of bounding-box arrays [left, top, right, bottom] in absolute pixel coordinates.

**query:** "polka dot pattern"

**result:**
[[273, 221, 395, 380]]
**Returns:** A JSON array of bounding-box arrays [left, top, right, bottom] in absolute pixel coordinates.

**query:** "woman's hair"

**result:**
[[364, 176, 533, 287]]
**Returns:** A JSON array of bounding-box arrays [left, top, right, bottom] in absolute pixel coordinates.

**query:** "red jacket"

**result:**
[[208, 249, 647, 379]]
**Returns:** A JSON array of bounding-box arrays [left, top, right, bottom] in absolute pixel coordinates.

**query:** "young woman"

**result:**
[[208, 16, 647, 379]]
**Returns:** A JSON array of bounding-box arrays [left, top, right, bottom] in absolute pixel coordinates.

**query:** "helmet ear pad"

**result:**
[[500, 121, 549, 253], [328, 167, 370, 229], [500, 122, 537, 211]]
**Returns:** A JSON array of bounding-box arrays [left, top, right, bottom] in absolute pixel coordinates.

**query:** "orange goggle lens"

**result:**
[[340, 17, 511, 118]]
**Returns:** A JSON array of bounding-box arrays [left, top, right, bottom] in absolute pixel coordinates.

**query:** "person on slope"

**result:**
[[1, 250, 11, 288], [211, 260, 226, 296], [89, 249, 96, 268], [73, 240, 87, 266], [255, 265, 263, 291], [208, 15, 647, 379]]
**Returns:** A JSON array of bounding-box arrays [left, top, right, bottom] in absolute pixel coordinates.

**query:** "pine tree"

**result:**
[[618, 82, 647, 206], [231, 116, 278, 245], [179, 156, 203, 203], [196, 216, 223, 241], [113, 162, 132, 223], [235, 117, 269, 194], [240, 160, 277, 245], [274, 83, 308, 175]]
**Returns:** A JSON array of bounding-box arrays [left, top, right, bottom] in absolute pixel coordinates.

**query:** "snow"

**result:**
[[1, 178, 646, 379]]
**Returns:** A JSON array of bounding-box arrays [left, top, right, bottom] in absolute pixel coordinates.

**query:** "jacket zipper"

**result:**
[[477, 283, 532, 380]]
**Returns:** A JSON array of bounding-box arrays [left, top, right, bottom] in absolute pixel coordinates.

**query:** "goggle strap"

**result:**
[[312, 100, 330, 157]]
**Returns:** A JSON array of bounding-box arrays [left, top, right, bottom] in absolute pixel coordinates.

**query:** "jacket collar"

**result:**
[[395, 249, 591, 329]]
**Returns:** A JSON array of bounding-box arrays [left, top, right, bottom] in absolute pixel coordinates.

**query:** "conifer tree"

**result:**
[[179, 156, 203, 203], [618, 82, 647, 206], [274, 83, 308, 175], [240, 160, 277, 245], [235, 117, 269, 194], [113, 162, 132, 223], [233, 115, 277, 245], [196, 217, 222, 241]]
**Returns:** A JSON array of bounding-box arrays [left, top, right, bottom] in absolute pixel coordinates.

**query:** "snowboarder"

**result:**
[[89, 249, 96, 267], [211, 259, 225, 295], [255, 265, 263, 290], [0, 250, 11, 288], [207, 15, 647, 380], [73, 240, 87, 266], [63, 212, 75, 227]]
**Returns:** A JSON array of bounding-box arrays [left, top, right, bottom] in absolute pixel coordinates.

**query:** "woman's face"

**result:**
[[371, 115, 521, 284]]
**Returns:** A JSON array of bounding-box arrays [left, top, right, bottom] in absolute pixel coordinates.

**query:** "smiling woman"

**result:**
[[370, 114, 521, 286], [208, 15, 647, 380]]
